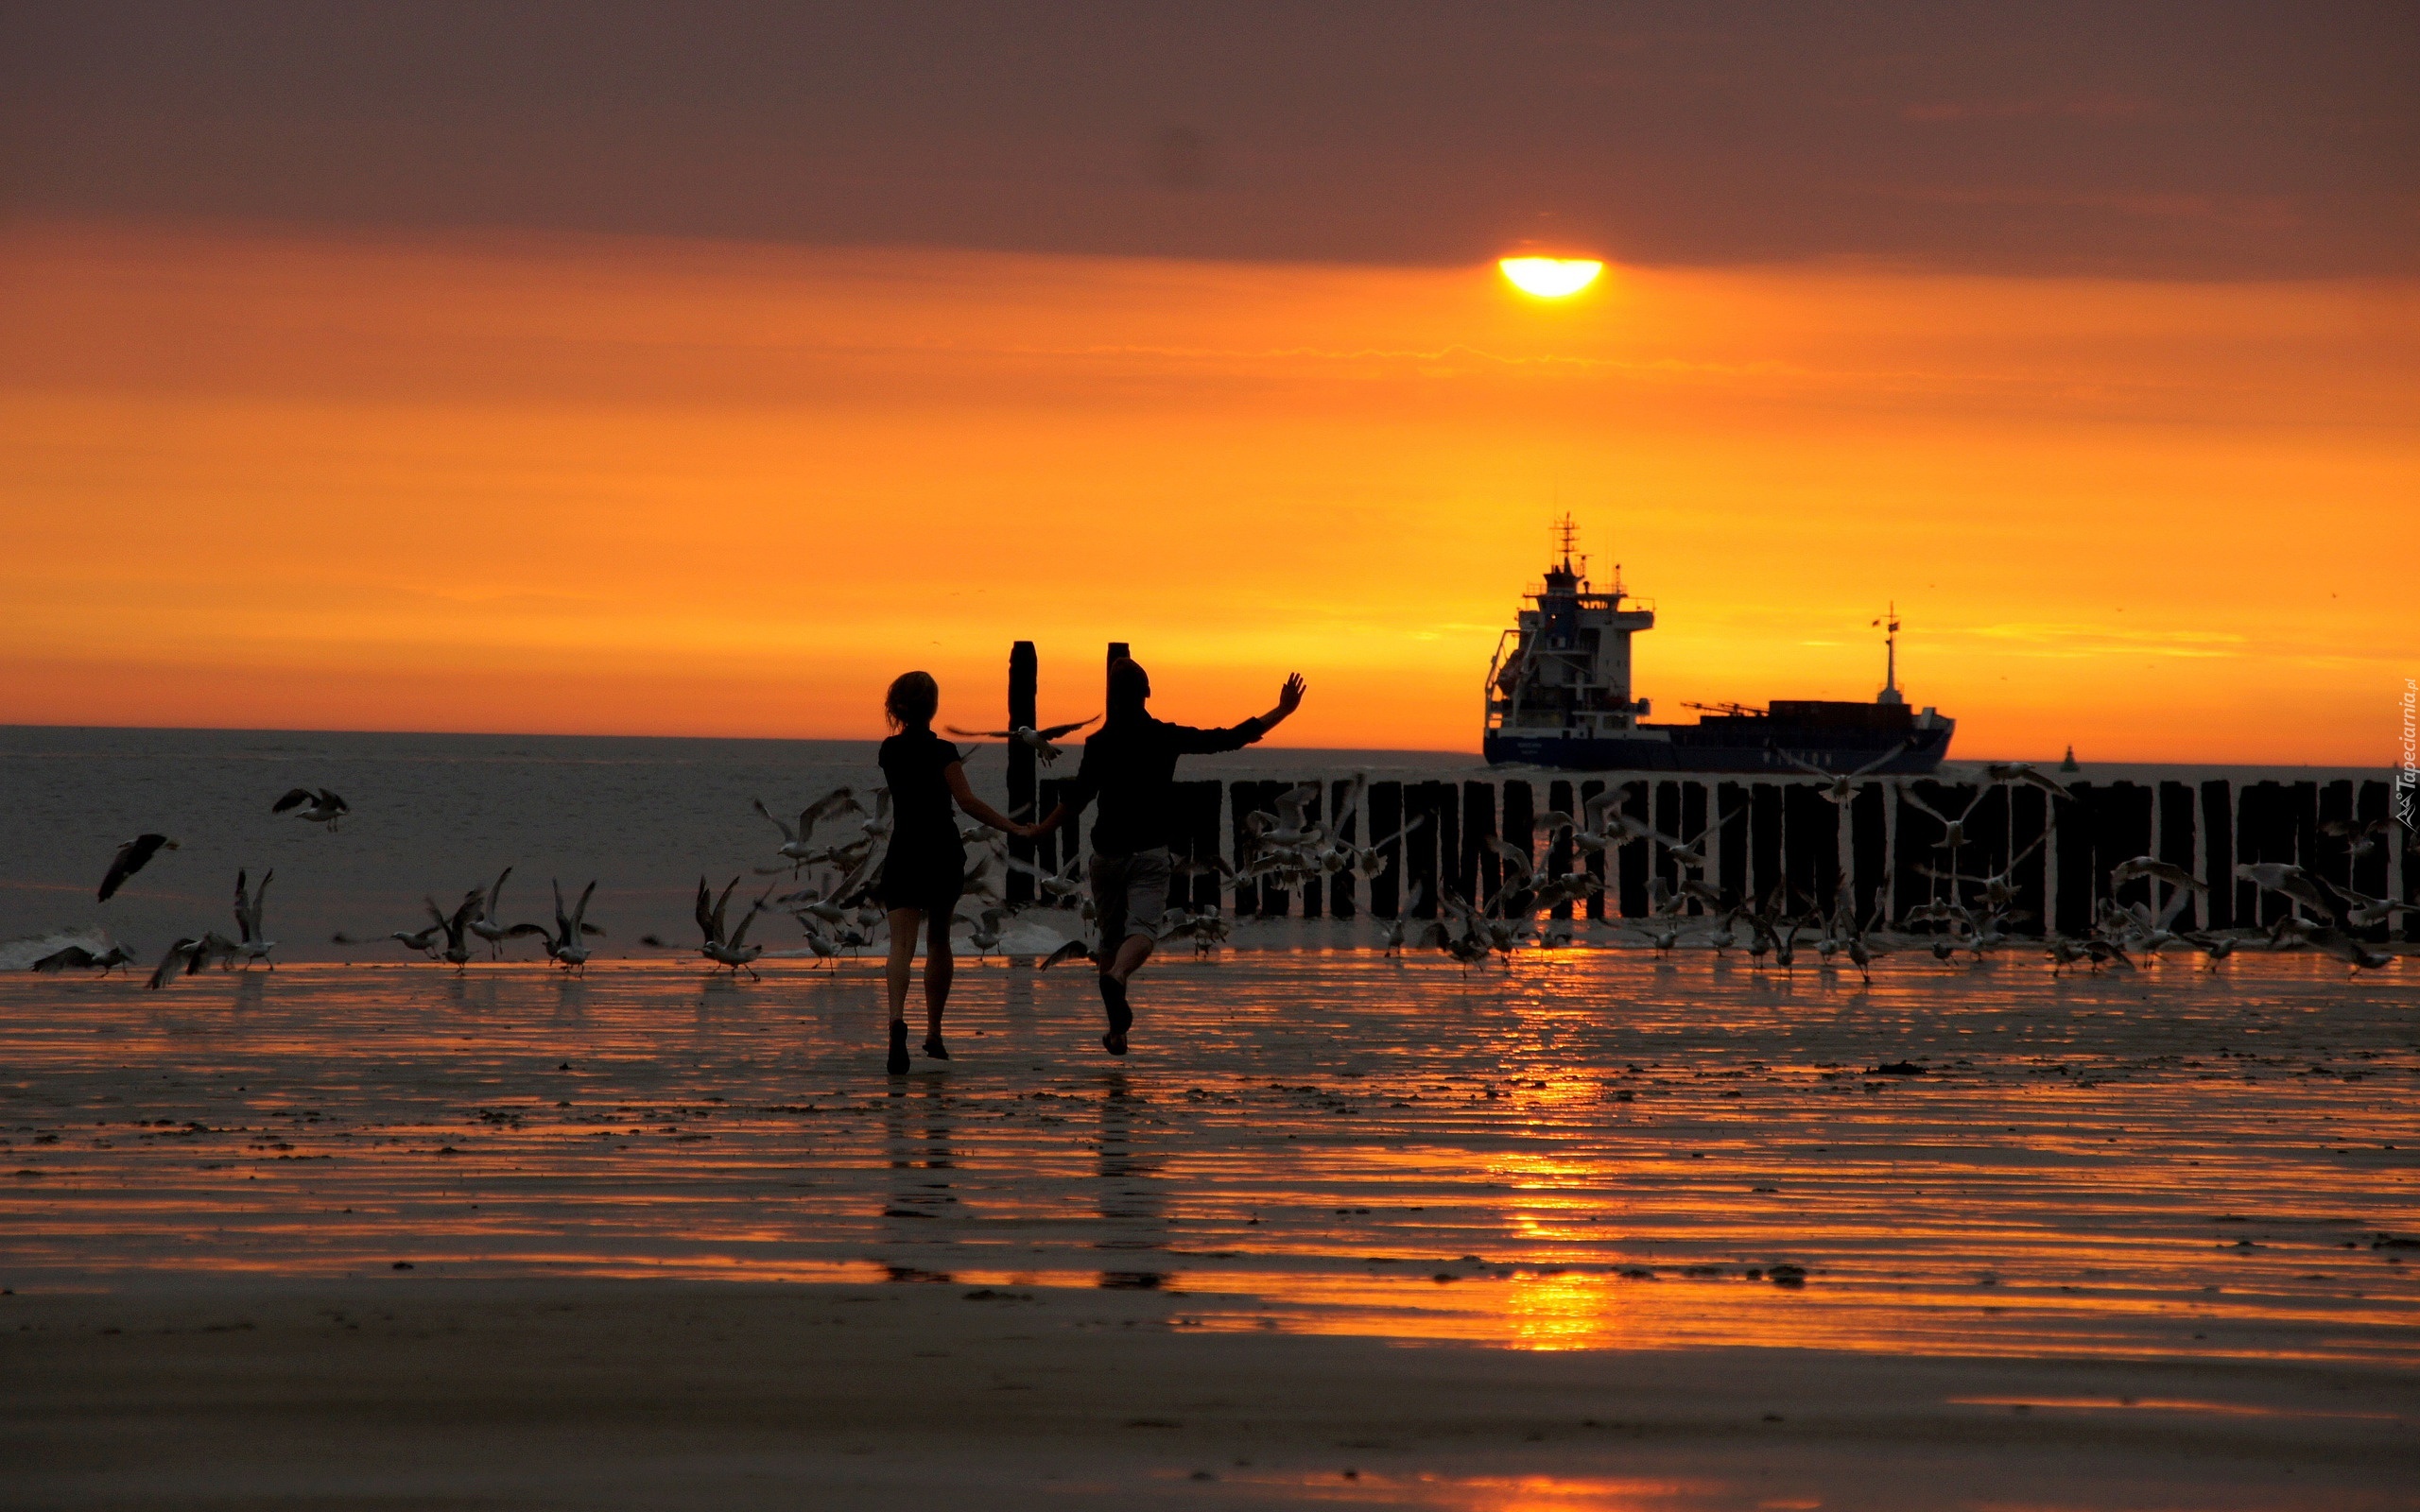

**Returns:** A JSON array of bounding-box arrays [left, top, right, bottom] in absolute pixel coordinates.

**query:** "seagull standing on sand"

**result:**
[[272, 788, 351, 831], [693, 876, 771, 977], [98, 833, 177, 902]]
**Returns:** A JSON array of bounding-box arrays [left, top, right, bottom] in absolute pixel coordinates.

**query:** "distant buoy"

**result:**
[[2059, 745, 2080, 772]]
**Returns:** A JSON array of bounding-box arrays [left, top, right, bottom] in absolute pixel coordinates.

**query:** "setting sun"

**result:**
[[1498, 256, 1605, 298]]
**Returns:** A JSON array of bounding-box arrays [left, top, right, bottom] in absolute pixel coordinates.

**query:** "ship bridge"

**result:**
[[1486, 520, 1657, 741]]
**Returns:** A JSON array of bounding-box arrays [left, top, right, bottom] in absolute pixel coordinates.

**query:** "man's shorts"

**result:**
[[1089, 847, 1171, 948]]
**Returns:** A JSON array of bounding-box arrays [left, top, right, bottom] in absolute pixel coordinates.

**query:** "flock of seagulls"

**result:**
[[39, 758, 2413, 989]]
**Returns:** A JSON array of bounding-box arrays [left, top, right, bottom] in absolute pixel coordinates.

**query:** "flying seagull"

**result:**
[[98, 833, 177, 902], [272, 788, 351, 831], [231, 868, 277, 969], [942, 715, 1099, 765], [31, 943, 137, 976]]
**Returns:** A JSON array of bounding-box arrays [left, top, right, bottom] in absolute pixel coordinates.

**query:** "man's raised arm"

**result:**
[[1172, 673, 1307, 754]]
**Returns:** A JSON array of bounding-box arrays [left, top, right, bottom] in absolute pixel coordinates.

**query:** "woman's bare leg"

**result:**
[[923, 911, 955, 1039], [885, 908, 922, 1025]]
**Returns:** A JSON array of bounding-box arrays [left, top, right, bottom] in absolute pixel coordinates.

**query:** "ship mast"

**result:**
[[1875, 602, 1903, 706]]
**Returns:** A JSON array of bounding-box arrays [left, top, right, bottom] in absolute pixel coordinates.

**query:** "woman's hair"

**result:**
[[885, 671, 940, 730], [1107, 657, 1150, 719]]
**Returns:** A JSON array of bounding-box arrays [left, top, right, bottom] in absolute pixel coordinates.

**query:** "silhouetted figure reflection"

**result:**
[[877, 1079, 958, 1283], [1094, 1073, 1168, 1290]]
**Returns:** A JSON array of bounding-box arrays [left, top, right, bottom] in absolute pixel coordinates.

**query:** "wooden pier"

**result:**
[[1004, 646, 2411, 939]]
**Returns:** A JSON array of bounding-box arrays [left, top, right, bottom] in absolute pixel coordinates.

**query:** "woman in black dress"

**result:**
[[875, 671, 1030, 1074]]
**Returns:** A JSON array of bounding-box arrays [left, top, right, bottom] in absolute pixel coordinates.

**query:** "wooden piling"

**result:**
[[1430, 781, 1461, 912], [1716, 782, 1750, 910], [1370, 780, 1404, 918], [1298, 783, 1325, 919], [2199, 780, 2234, 930], [1180, 779, 1222, 911], [2156, 782, 2197, 929], [1006, 641, 1037, 907], [1579, 780, 1607, 919], [1751, 782, 1785, 910], [1850, 782, 1889, 926], [1464, 780, 1498, 909], [1547, 779, 1577, 919], [1616, 781, 1650, 917], [2096, 783, 2153, 918], [1501, 780, 1535, 909], [1230, 780, 1263, 917], [1679, 782, 1707, 912], [1653, 780, 1683, 901], [2051, 782, 2095, 935], [1328, 777, 1361, 919], [1784, 782, 1836, 915], [2008, 784, 2048, 935], [1406, 782, 1441, 918], [2352, 780, 2390, 927]]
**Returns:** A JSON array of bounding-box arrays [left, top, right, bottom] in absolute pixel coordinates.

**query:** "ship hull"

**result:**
[[1484, 720, 1952, 774]]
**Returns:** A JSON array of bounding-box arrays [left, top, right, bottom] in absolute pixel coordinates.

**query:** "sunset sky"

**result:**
[[3, 4, 2412, 762]]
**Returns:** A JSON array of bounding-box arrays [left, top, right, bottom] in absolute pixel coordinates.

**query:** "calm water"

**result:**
[[3, 950, 2411, 1363], [0, 725, 1469, 965], [0, 724, 2377, 970]]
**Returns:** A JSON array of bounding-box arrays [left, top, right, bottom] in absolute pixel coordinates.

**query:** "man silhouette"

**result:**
[[1031, 661, 1305, 1054]]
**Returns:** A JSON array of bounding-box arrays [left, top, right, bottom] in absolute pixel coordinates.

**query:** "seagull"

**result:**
[[752, 789, 866, 875], [695, 876, 770, 977], [515, 879, 603, 973], [1658, 806, 1744, 872], [1008, 849, 1085, 904], [468, 866, 518, 958], [1766, 738, 1913, 803], [143, 932, 234, 988], [1038, 937, 1093, 971], [98, 833, 178, 902], [1896, 783, 1993, 885], [2335, 885, 2419, 932], [146, 936, 206, 989], [2304, 926, 2393, 974], [2320, 816, 2398, 858], [382, 925, 443, 958], [2109, 856, 2205, 893], [1982, 763, 2073, 802], [30, 943, 136, 976], [943, 715, 1099, 765], [956, 907, 1007, 959], [425, 890, 484, 971], [2234, 862, 2349, 927], [271, 787, 351, 831], [231, 868, 276, 969]]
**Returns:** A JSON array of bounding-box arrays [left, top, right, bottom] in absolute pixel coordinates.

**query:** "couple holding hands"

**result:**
[[873, 660, 1305, 1073]]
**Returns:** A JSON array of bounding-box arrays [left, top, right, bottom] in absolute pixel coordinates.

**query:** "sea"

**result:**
[[0, 725, 1483, 967]]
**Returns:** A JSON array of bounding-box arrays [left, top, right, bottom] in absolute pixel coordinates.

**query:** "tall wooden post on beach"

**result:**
[[1006, 642, 1037, 907]]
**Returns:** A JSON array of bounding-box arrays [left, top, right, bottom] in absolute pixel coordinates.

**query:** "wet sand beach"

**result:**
[[3, 950, 2412, 1507]]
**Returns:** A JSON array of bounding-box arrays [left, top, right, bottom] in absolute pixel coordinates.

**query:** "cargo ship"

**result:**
[[1482, 519, 1953, 774]]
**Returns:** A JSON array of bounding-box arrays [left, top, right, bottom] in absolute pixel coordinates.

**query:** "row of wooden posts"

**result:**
[[1000, 643, 2413, 938]]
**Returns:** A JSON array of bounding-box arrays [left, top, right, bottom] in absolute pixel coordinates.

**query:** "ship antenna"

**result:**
[[1552, 512, 1579, 571], [1873, 602, 1903, 705]]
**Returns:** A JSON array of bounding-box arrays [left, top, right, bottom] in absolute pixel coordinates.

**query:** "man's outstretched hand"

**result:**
[[1275, 673, 1306, 718]]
